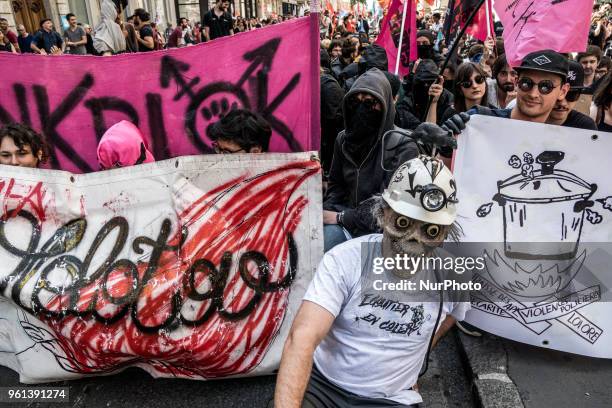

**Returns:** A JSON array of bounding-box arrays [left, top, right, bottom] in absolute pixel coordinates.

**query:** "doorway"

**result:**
[[11, 0, 48, 34]]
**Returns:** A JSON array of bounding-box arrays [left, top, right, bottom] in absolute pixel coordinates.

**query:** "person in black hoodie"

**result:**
[[320, 49, 345, 176], [396, 59, 453, 130], [322, 68, 455, 251], [341, 44, 389, 92]]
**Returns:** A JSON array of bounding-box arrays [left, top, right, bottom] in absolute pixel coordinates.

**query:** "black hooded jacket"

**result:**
[[341, 45, 389, 92], [324, 68, 419, 237], [320, 67, 345, 175]]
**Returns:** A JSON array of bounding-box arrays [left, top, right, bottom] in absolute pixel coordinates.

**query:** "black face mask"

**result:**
[[345, 100, 384, 162], [413, 82, 433, 108], [417, 44, 434, 60]]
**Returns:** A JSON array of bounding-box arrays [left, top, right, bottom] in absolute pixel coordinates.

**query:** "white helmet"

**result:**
[[382, 155, 458, 225]]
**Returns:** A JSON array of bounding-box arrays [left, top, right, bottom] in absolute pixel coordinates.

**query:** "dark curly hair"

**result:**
[[0, 123, 49, 166], [594, 71, 612, 110], [207, 109, 272, 152]]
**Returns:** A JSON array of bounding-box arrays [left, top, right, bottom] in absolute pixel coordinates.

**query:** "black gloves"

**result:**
[[411, 122, 458, 149], [441, 112, 471, 136]]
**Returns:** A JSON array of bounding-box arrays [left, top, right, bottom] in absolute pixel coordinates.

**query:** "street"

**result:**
[[0, 330, 474, 408]]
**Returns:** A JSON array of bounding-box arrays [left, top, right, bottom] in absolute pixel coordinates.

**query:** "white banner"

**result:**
[[454, 116, 612, 358], [0, 153, 323, 383]]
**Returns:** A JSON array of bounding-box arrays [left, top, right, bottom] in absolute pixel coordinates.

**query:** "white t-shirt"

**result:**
[[304, 234, 470, 405]]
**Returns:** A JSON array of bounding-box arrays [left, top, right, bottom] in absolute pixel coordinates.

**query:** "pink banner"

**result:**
[[494, 0, 592, 67], [375, 0, 417, 77], [0, 17, 320, 173]]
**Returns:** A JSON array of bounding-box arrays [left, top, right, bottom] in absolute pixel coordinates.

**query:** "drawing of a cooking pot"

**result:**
[[485, 151, 598, 260]]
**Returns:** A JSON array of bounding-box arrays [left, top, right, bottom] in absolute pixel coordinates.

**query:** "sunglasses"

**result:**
[[517, 77, 560, 95], [460, 75, 485, 88], [565, 90, 581, 102]]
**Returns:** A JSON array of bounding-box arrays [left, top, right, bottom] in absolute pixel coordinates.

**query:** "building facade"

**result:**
[[0, 0, 302, 36]]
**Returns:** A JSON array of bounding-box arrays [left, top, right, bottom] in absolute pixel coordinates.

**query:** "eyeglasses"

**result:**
[[565, 90, 581, 102], [212, 141, 245, 154], [517, 77, 560, 95], [460, 75, 485, 88]]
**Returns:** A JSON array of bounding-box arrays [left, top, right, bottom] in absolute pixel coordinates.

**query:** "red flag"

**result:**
[[325, 0, 334, 14], [375, 0, 417, 76], [445, 0, 494, 42]]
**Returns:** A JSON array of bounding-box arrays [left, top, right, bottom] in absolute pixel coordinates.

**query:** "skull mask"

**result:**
[[378, 156, 461, 274]]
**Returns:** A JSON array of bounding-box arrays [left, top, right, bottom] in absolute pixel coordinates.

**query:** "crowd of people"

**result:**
[[0, 2, 611, 408], [0, 1, 299, 56]]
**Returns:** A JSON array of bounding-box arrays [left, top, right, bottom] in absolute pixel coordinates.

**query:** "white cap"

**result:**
[[382, 155, 458, 225]]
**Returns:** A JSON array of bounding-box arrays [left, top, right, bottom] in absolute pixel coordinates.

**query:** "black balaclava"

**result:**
[[412, 59, 440, 115], [344, 95, 384, 164]]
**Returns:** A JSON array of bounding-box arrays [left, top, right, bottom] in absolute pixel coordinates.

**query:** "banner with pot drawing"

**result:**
[[0, 153, 322, 383], [453, 116, 612, 358]]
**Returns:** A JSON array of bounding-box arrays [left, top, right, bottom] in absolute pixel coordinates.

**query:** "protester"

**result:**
[[207, 109, 271, 153], [442, 62, 457, 92], [275, 156, 469, 407], [0, 30, 16, 53], [331, 40, 357, 82], [164, 22, 174, 41], [97, 121, 155, 170], [151, 22, 165, 50], [93, 0, 126, 55], [16, 25, 32, 54], [320, 11, 331, 39], [590, 72, 612, 131], [547, 61, 597, 130], [396, 59, 453, 130], [328, 39, 342, 62], [31, 19, 63, 55], [124, 21, 140, 52], [596, 56, 612, 80], [431, 12, 443, 34], [444, 62, 490, 119], [133, 9, 155, 52], [0, 17, 19, 52], [319, 49, 345, 176], [203, 0, 234, 41], [577, 45, 602, 89], [447, 51, 570, 126], [357, 15, 369, 36], [168, 17, 190, 48], [83, 24, 95, 55], [0, 123, 47, 168], [341, 44, 388, 92], [416, 30, 442, 64], [487, 54, 518, 109], [63, 13, 87, 55]]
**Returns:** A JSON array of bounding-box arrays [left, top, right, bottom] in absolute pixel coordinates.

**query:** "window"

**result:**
[[68, 0, 91, 25], [175, 0, 208, 23]]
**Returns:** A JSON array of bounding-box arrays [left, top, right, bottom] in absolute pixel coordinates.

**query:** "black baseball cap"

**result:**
[[515, 50, 569, 79], [567, 61, 585, 91]]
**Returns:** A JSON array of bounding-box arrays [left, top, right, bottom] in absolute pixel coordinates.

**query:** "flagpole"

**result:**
[[422, 0, 486, 149], [394, 0, 410, 75], [485, 0, 491, 39]]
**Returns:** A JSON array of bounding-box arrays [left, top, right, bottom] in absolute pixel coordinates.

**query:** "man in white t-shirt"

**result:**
[[274, 156, 471, 407]]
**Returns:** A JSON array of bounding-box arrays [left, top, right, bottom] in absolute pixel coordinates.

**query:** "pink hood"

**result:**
[[97, 121, 155, 170]]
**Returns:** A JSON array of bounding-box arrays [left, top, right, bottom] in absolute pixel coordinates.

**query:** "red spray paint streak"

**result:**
[[42, 160, 320, 378]]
